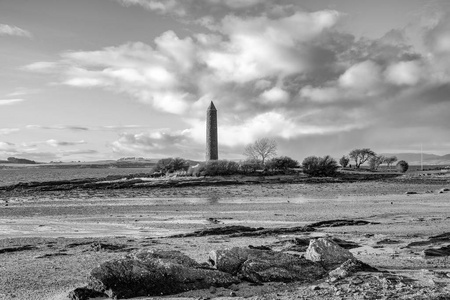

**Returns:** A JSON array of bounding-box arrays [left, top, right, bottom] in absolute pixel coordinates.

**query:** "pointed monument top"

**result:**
[[207, 101, 217, 110]]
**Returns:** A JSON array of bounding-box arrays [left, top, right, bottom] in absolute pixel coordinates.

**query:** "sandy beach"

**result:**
[[1, 176, 450, 299]]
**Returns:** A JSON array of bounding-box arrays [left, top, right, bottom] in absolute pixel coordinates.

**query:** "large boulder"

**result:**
[[305, 237, 354, 269], [86, 249, 239, 299], [209, 247, 326, 283]]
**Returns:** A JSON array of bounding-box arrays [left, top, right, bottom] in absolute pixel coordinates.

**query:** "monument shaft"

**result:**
[[206, 101, 218, 160]]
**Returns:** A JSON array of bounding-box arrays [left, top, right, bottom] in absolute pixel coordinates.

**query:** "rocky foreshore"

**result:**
[[0, 172, 412, 194]]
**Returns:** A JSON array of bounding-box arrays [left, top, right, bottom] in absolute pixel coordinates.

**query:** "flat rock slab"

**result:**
[[209, 247, 326, 283], [85, 250, 239, 299]]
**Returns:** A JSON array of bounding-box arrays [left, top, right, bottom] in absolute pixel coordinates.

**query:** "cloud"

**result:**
[[26, 125, 90, 131], [111, 129, 203, 158], [46, 139, 87, 147], [22, 62, 62, 73], [0, 24, 31, 38], [0, 128, 19, 135], [0, 99, 25, 105], [115, 0, 267, 17]]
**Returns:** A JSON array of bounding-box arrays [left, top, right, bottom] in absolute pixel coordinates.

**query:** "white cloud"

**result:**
[[0, 99, 25, 105], [385, 61, 423, 86], [339, 60, 382, 92], [46, 139, 87, 147], [0, 128, 19, 135], [260, 87, 290, 104], [0, 24, 31, 38], [22, 61, 62, 73]]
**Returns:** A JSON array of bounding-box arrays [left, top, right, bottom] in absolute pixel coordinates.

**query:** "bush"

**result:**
[[154, 157, 189, 174], [265, 156, 298, 171], [339, 156, 349, 168], [302, 155, 339, 177], [396, 160, 409, 173], [240, 159, 263, 173], [188, 160, 240, 177]]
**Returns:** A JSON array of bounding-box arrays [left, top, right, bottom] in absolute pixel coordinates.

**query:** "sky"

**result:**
[[1, 0, 450, 162]]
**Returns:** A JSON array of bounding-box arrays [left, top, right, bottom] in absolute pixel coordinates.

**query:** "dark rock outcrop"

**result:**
[[309, 219, 378, 228], [423, 245, 450, 257], [86, 250, 239, 299], [209, 247, 326, 283]]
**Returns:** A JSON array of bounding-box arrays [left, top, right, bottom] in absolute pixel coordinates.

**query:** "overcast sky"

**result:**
[[1, 0, 450, 162]]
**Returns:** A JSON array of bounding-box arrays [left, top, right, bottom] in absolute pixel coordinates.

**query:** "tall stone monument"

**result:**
[[206, 101, 218, 160]]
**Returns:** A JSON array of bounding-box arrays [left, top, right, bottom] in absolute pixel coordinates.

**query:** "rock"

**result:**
[[305, 238, 354, 269], [328, 259, 378, 279], [0, 245, 37, 254], [171, 225, 263, 237], [308, 219, 377, 228], [423, 245, 450, 257], [86, 249, 239, 299], [68, 287, 106, 300], [376, 239, 400, 245], [209, 247, 326, 283]]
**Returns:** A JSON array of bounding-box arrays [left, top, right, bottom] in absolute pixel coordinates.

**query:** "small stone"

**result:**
[[229, 284, 239, 291], [209, 286, 216, 294], [310, 285, 320, 291], [230, 291, 237, 297]]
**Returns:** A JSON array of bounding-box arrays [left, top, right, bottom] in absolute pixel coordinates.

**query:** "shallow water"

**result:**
[[0, 167, 151, 186]]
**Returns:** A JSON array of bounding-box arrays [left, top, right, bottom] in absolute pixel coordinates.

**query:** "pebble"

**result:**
[[209, 286, 216, 294]]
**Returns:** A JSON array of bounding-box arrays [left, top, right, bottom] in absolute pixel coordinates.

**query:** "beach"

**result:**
[[1, 174, 450, 299]]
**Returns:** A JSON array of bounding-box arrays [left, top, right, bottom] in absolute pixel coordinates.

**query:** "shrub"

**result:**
[[265, 156, 298, 171], [396, 160, 409, 173], [302, 155, 339, 177], [188, 160, 240, 177], [154, 157, 189, 174], [240, 159, 262, 173], [339, 155, 350, 168]]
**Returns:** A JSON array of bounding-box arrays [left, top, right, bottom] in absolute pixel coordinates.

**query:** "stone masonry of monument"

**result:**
[[206, 101, 218, 160]]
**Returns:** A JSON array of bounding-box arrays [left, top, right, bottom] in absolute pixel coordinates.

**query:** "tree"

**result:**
[[396, 160, 409, 173], [265, 156, 298, 171], [243, 138, 277, 164], [349, 148, 376, 168], [339, 156, 350, 168], [369, 155, 385, 171], [302, 155, 339, 177], [384, 156, 398, 170]]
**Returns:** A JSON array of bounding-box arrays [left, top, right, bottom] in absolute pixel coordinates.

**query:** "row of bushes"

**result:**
[[152, 155, 409, 178]]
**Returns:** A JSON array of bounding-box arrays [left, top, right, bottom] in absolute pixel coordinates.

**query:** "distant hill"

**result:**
[[0, 157, 38, 164], [381, 153, 450, 166]]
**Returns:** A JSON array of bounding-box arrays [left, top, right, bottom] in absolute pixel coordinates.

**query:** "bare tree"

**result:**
[[349, 148, 376, 168], [243, 138, 277, 164]]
